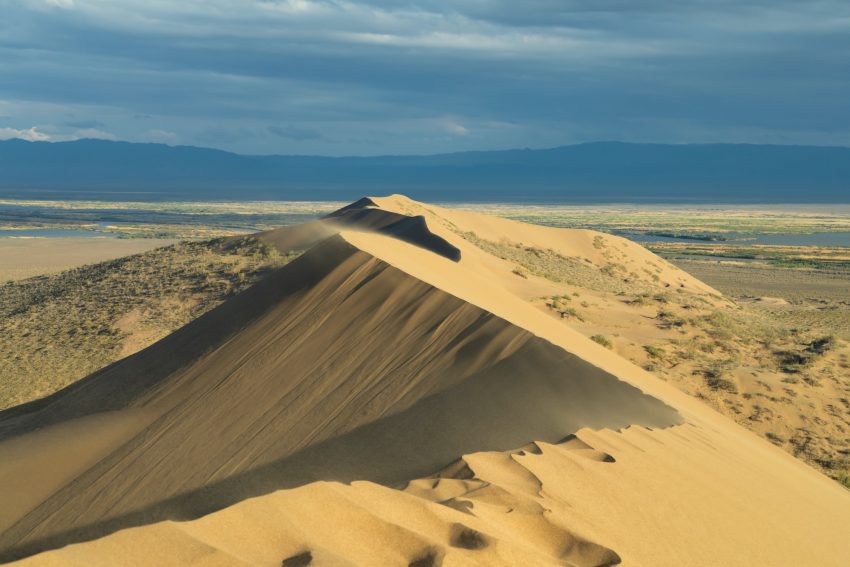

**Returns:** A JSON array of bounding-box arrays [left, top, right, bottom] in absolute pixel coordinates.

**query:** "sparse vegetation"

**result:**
[[0, 236, 299, 409], [643, 345, 666, 359], [457, 232, 659, 294], [808, 335, 837, 355], [559, 307, 585, 322], [590, 335, 613, 349], [454, 204, 850, 488], [699, 360, 738, 393], [656, 309, 687, 330], [765, 432, 785, 445]]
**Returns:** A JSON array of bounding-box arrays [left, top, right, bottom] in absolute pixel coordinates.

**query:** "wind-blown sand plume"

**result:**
[[1, 195, 849, 566], [256, 196, 459, 262]]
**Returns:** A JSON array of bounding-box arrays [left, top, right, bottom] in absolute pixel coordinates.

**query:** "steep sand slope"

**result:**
[[2, 197, 850, 566], [0, 234, 676, 562]]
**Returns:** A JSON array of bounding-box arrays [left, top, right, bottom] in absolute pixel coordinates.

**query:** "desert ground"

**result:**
[[0, 196, 848, 566], [0, 238, 174, 282]]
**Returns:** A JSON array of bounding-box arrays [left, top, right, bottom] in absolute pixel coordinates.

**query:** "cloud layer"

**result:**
[[2, 0, 849, 154]]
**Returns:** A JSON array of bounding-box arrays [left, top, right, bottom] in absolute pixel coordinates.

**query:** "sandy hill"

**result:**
[[1, 196, 849, 566]]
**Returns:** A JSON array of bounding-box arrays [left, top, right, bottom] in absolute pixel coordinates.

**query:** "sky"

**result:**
[[1, 0, 849, 155]]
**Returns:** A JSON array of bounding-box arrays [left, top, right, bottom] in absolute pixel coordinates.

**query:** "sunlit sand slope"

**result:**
[[13, 423, 850, 566]]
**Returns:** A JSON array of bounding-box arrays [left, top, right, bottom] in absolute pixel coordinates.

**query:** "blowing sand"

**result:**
[[1, 195, 849, 566]]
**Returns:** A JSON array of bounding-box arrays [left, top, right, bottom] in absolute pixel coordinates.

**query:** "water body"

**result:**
[[624, 231, 850, 247], [0, 228, 109, 238]]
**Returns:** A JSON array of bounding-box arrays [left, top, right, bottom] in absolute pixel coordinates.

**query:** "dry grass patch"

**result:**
[[457, 231, 658, 294], [0, 236, 299, 409]]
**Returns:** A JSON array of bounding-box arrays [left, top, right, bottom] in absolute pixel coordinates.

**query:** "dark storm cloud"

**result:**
[[1, 0, 848, 154]]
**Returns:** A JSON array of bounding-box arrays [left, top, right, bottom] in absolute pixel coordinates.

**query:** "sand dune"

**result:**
[[0, 234, 676, 561], [12, 422, 850, 566], [1, 196, 849, 566]]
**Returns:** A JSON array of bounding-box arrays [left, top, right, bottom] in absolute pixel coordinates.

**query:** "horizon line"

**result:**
[[4, 137, 850, 160]]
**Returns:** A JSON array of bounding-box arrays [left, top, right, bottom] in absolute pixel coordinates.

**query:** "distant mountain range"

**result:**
[[1, 138, 848, 202]]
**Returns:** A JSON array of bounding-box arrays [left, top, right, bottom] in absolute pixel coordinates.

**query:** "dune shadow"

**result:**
[[325, 205, 461, 262]]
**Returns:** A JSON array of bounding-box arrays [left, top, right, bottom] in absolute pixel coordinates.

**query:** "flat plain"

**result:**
[[0, 238, 174, 282]]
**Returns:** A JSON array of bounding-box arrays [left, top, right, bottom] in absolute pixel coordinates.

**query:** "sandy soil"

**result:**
[[16, 422, 847, 567], [0, 237, 174, 282]]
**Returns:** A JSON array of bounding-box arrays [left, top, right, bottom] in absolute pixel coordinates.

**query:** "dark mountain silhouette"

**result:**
[[1, 138, 848, 202]]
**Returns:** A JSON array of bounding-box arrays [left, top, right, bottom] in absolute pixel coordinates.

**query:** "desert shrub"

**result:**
[[559, 307, 585, 322], [700, 360, 738, 393], [676, 344, 698, 360], [697, 340, 717, 353], [776, 350, 810, 373], [546, 295, 573, 310], [656, 309, 687, 330], [706, 375, 738, 393], [693, 310, 739, 341], [626, 293, 651, 306], [600, 263, 623, 277], [643, 344, 666, 359], [765, 432, 786, 445], [807, 335, 837, 355], [802, 375, 822, 387], [590, 335, 613, 349]]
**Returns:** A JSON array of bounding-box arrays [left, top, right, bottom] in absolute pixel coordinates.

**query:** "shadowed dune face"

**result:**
[[325, 206, 462, 262], [0, 232, 679, 561]]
